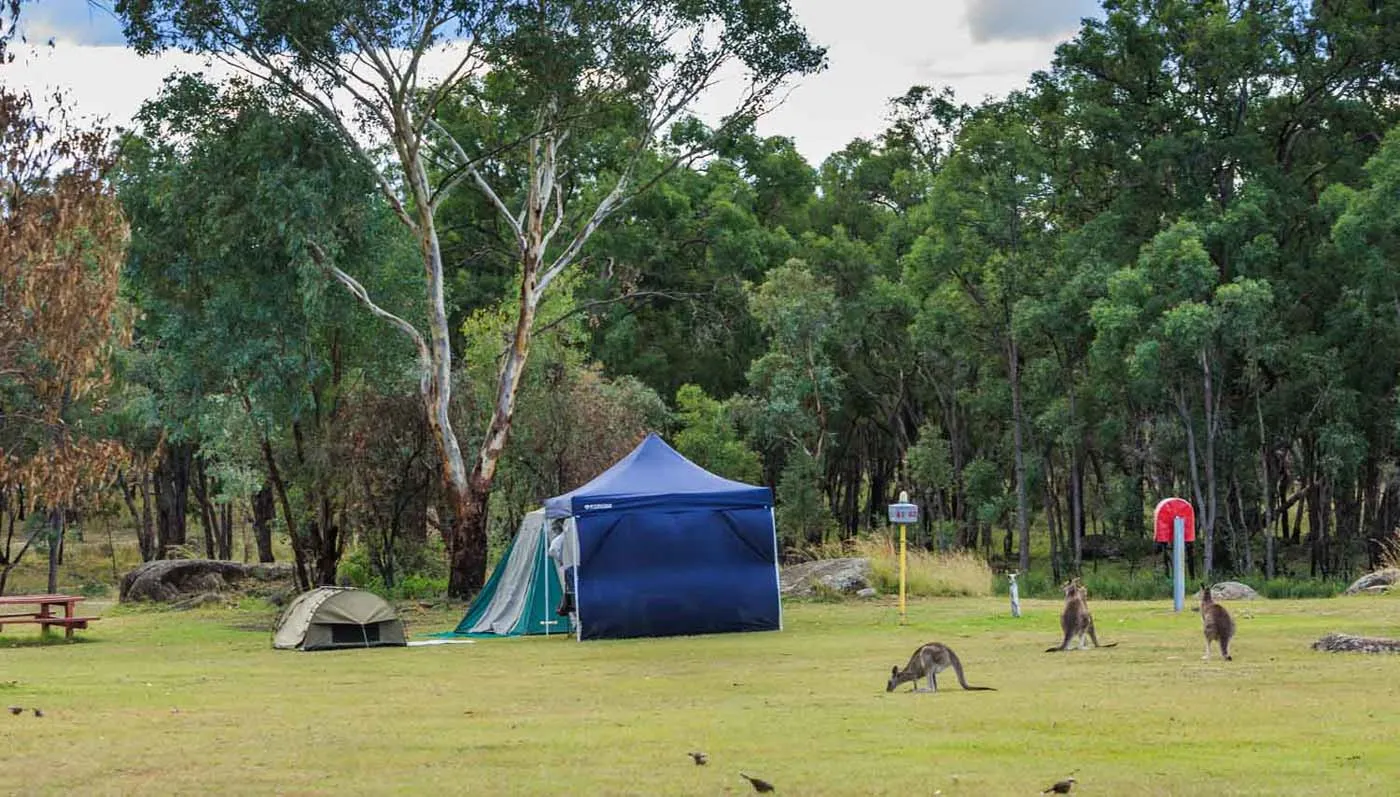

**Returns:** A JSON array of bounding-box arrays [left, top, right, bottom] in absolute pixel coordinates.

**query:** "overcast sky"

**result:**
[[10, 0, 1102, 166]]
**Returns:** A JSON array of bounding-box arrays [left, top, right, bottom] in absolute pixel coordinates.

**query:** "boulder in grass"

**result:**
[[1311, 632, 1400, 654], [120, 559, 298, 604], [1197, 581, 1259, 601], [780, 558, 872, 597], [1343, 569, 1400, 596]]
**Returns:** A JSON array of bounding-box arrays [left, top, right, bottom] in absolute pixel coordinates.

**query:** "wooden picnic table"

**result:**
[[0, 594, 99, 639]]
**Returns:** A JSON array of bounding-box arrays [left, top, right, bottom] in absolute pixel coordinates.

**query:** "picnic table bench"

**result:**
[[0, 594, 99, 639]]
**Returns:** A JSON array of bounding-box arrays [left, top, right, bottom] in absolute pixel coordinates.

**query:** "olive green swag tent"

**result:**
[[273, 587, 407, 650], [450, 509, 574, 637]]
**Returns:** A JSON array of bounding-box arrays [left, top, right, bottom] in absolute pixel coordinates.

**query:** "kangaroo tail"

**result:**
[[1097, 641, 1119, 648], [1045, 645, 1065, 653]]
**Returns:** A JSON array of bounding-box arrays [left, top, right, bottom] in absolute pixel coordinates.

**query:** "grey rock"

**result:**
[[1312, 632, 1400, 654], [1343, 568, 1400, 596], [1198, 581, 1259, 601], [120, 559, 297, 604], [780, 558, 872, 597]]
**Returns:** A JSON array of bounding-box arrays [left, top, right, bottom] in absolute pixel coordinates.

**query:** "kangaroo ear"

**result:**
[[891, 665, 898, 676]]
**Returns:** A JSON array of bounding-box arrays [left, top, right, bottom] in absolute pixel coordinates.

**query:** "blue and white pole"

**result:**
[[1173, 516, 1186, 613]]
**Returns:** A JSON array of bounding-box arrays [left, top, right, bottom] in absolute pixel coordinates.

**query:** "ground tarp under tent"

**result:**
[[450, 509, 574, 637], [273, 586, 407, 650], [544, 432, 781, 641]]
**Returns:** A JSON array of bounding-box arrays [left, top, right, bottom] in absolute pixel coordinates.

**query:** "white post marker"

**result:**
[[1008, 572, 1021, 618], [888, 491, 919, 626], [1173, 516, 1186, 613]]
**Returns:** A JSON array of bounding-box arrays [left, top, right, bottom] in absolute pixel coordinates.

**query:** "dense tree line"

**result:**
[[5, 0, 1400, 597]]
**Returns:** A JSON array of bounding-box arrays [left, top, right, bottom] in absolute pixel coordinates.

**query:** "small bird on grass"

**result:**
[[7, 706, 21, 715], [1041, 777, 1075, 794], [31, 708, 43, 718], [740, 773, 775, 793], [687, 751, 708, 766]]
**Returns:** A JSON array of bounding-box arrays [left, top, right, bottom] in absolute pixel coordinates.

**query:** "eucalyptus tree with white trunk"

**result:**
[[116, 0, 825, 596]]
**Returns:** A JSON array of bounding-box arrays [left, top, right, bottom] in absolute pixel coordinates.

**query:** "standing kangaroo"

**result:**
[[886, 642, 996, 693], [1200, 583, 1235, 661], [1046, 578, 1117, 652]]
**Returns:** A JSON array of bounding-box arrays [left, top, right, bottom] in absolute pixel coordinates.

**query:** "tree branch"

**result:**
[[306, 243, 430, 381], [425, 117, 525, 248], [533, 289, 701, 336], [206, 49, 418, 234]]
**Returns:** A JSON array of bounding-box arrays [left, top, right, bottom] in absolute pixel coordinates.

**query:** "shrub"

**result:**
[[1258, 578, 1345, 599], [339, 544, 448, 601], [847, 536, 993, 598]]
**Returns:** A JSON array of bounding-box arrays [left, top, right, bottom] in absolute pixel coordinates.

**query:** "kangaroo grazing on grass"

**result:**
[[1045, 578, 1117, 653], [1200, 583, 1235, 661], [886, 642, 996, 693]]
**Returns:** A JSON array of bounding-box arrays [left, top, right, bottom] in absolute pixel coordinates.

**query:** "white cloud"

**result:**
[[965, 0, 1101, 43], [697, 0, 1084, 163], [4, 0, 1094, 165], [6, 42, 226, 131]]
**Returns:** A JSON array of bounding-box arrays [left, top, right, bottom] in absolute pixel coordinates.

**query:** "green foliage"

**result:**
[[92, 0, 1400, 592], [672, 384, 762, 484], [119, 73, 417, 583], [906, 422, 953, 491], [745, 258, 842, 462], [1258, 578, 1346, 600], [339, 543, 448, 601], [775, 448, 833, 547]]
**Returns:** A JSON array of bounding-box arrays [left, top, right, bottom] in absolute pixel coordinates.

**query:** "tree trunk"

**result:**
[[193, 457, 218, 559], [1200, 348, 1219, 578], [153, 442, 194, 556], [218, 503, 233, 561], [118, 469, 157, 562], [1008, 335, 1030, 574], [447, 478, 490, 599], [1257, 394, 1275, 578], [1069, 390, 1084, 573], [46, 509, 63, 594], [1174, 388, 1210, 575], [310, 494, 341, 586], [250, 485, 276, 563], [446, 234, 544, 598], [947, 399, 971, 548], [259, 433, 310, 592], [391, 142, 481, 599], [1043, 451, 1060, 583], [1, 489, 46, 598], [1234, 474, 1253, 575]]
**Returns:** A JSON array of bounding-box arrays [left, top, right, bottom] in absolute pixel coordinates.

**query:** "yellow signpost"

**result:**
[[888, 490, 919, 626]]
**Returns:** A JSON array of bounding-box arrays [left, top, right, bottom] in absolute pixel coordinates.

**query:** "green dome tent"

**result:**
[[273, 587, 407, 650], [449, 509, 574, 637]]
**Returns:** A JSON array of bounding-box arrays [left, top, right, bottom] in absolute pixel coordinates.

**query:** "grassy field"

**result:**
[[0, 594, 1397, 796]]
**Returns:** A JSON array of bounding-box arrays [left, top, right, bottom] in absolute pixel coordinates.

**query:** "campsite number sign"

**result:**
[[888, 502, 919, 524]]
